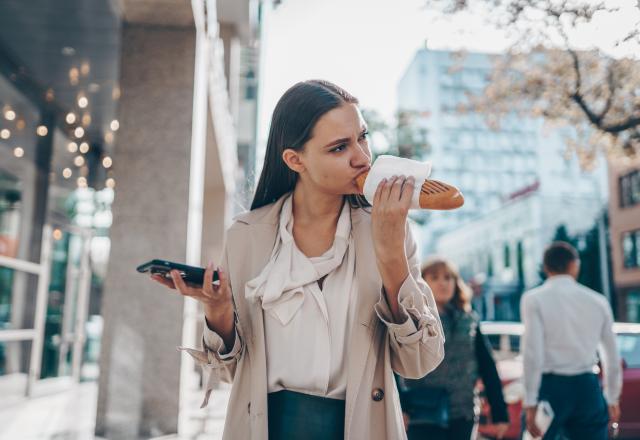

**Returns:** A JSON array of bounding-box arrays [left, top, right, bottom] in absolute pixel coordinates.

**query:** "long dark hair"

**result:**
[[251, 79, 371, 210]]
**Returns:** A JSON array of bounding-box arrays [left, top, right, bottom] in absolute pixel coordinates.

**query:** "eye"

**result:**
[[330, 144, 347, 153], [359, 130, 369, 141]]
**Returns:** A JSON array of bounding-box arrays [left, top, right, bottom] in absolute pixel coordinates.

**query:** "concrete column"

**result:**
[[95, 23, 197, 439]]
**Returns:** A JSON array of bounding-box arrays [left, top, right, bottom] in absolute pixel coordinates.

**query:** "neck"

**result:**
[[292, 181, 345, 227]]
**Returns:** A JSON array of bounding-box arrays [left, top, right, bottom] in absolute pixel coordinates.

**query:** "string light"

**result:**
[[37, 125, 48, 136], [74, 127, 84, 138], [79, 142, 90, 153], [82, 113, 91, 126], [110, 120, 119, 131], [80, 61, 90, 76], [4, 108, 15, 121], [67, 142, 78, 153], [16, 119, 25, 130], [106, 178, 115, 188], [102, 156, 112, 168], [104, 132, 114, 144], [74, 155, 85, 167], [1, 129, 10, 139], [13, 147, 24, 157], [69, 67, 79, 86], [63, 168, 72, 179], [66, 112, 76, 124]]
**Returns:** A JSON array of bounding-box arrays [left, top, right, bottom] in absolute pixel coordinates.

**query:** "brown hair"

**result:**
[[543, 241, 579, 274], [421, 257, 472, 312]]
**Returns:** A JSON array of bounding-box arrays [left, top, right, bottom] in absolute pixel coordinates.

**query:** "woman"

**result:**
[[151, 80, 445, 439], [398, 258, 509, 440]]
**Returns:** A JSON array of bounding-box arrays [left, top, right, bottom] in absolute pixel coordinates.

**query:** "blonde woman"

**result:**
[[398, 257, 509, 440]]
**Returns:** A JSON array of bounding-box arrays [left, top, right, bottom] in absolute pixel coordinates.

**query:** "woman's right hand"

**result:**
[[150, 262, 234, 332]]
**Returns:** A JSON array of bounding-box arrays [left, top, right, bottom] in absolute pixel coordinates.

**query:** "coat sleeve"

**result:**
[[374, 223, 445, 379], [475, 324, 509, 423], [177, 242, 245, 408]]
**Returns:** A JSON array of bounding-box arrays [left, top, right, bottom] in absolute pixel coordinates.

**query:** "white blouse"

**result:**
[[202, 194, 356, 399]]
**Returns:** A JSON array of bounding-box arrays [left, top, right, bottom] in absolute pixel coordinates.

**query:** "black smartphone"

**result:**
[[136, 259, 219, 287]]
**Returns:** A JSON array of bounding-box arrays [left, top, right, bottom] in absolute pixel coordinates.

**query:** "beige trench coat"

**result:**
[[182, 194, 445, 439]]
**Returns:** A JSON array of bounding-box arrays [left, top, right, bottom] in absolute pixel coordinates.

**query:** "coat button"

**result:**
[[371, 388, 384, 402]]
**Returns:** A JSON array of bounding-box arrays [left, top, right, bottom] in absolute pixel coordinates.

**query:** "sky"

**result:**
[[256, 0, 639, 148]]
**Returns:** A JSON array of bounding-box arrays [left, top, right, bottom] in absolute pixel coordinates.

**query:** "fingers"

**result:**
[[170, 269, 197, 296], [399, 176, 415, 207], [202, 262, 214, 295], [375, 175, 413, 206], [150, 274, 176, 289]]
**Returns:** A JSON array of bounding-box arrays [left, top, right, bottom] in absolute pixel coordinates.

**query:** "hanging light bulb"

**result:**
[[66, 112, 77, 124], [104, 132, 114, 144], [106, 178, 115, 188], [77, 92, 88, 109], [14, 147, 24, 157], [82, 113, 91, 126], [4, 107, 15, 121], [110, 120, 119, 131], [37, 126, 48, 136], [74, 126, 84, 138], [16, 119, 25, 130], [69, 67, 79, 86], [79, 142, 90, 153], [63, 168, 73, 179], [68, 142, 78, 153], [1, 129, 10, 139], [102, 156, 113, 168], [80, 61, 90, 76], [74, 155, 85, 167]]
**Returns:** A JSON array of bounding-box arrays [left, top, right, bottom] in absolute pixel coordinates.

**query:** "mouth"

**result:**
[[353, 167, 371, 193]]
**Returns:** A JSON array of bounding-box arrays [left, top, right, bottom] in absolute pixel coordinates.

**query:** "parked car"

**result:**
[[477, 321, 640, 440]]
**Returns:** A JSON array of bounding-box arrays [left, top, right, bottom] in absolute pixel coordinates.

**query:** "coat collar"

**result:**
[[234, 192, 367, 227]]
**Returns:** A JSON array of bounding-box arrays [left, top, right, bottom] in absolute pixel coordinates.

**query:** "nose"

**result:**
[[351, 141, 371, 168]]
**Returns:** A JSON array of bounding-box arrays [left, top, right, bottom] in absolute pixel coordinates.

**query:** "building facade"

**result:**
[[0, 0, 271, 438], [397, 48, 608, 256], [608, 157, 640, 322]]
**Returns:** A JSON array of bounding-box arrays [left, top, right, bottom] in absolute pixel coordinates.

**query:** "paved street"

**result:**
[[0, 380, 230, 440]]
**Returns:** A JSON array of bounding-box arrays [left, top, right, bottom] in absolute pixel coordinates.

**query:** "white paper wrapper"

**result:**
[[362, 155, 432, 208]]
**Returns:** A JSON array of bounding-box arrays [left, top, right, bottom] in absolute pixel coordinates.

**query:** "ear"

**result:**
[[282, 148, 305, 173]]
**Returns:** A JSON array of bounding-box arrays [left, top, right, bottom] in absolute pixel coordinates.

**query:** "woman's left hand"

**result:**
[[371, 175, 415, 262]]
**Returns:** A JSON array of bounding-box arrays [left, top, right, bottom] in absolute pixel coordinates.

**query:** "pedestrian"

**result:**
[[521, 241, 622, 439], [397, 257, 510, 440], [151, 80, 445, 439]]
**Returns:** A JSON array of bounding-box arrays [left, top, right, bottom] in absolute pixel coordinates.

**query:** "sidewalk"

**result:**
[[0, 380, 229, 440]]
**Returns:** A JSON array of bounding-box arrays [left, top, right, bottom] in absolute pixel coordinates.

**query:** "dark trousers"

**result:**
[[407, 419, 476, 440], [267, 390, 345, 440], [535, 373, 609, 440]]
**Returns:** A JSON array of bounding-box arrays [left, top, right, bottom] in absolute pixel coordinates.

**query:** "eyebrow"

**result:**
[[322, 126, 369, 149]]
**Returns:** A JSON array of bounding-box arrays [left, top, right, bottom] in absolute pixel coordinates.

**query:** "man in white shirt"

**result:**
[[521, 241, 622, 439]]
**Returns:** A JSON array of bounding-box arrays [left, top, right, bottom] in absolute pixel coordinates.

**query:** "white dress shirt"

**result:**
[[520, 275, 622, 407]]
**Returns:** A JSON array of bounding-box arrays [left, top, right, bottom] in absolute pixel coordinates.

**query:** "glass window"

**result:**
[[622, 230, 640, 269], [620, 169, 640, 208]]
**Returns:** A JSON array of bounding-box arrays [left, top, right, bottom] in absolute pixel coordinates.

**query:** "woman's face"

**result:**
[[423, 268, 456, 306], [292, 103, 372, 195]]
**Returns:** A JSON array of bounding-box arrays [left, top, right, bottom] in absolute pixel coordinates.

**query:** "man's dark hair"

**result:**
[[543, 241, 579, 274]]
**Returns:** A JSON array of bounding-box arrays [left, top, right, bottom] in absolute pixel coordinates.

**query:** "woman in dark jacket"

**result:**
[[398, 257, 510, 440]]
